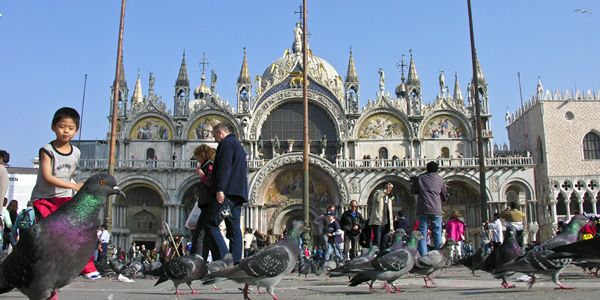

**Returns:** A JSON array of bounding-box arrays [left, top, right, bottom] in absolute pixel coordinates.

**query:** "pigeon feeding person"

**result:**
[[203, 220, 303, 300], [0, 173, 125, 300]]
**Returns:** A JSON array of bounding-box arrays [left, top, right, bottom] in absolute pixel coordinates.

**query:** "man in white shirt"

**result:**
[[487, 213, 504, 249], [97, 224, 110, 263]]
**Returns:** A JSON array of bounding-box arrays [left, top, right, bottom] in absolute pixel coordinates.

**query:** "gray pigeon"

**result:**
[[146, 254, 207, 295], [546, 236, 600, 263], [206, 253, 233, 290], [348, 231, 423, 293], [410, 238, 456, 288], [0, 173, 124, 300], [475, 227, 521, 288], [457, 247, 487, 277], [203, 220, 303, 300], [494, 214, 588, 289], [328, 246, 379, 278]]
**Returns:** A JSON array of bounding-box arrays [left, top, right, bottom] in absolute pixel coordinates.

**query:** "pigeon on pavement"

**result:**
[[145, 254, 207, 295], [457, 247, 487, 277], [410, 238, 456, 288], [546, 236, 600, 262], [475, 227, 521, 288], [207, 253, 233, 290], [203, 220, 303, 300], [348, 231, 423, 293], [493, 215, 588, 289], [0, 173, 125, 300], [328, 246, 379, 278]]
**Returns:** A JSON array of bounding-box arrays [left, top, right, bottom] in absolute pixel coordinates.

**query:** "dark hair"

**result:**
[[52, 107, 80, 130], [493, 212, 500, 218], [397, 210, 405, 218], [508, 201, 518, 209], [101, 224, 107, 230], [426, 161, 439, 173], [0, 150, 9, 164]]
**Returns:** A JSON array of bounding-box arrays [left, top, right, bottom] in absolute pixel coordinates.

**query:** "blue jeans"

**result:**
[[204, 197, 243, 262], [370, 224, 391, 249], [417, 214, 443, 256], [325, 241, 343, 262]]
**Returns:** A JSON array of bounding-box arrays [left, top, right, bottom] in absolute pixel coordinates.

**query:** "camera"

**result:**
[[219, 198, 233, 219]]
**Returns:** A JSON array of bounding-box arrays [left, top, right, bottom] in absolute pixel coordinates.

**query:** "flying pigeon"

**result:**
[[145, 254, 207, 295], [348, 231, 423, 293], [457, 247, 487, 277], [328, 246, 379, 278], [494, 215, 588, 289], [0, 173, 125, 300], [203, 220, 303, 300], [475, 227, 521, 287], [574, 9, 592, 14], [410, 238, 456, 288]]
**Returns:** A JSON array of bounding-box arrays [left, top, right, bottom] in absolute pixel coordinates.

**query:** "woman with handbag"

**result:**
[[189, 144, 216, 259]]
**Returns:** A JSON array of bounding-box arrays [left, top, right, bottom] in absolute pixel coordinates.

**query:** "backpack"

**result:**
[[17, 208, 35, 231]]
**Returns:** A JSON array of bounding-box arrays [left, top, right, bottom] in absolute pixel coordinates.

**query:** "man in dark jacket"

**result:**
[[411, 161, 447, 256], [340, 200, 365, 260], [205, 123, 248, 262]]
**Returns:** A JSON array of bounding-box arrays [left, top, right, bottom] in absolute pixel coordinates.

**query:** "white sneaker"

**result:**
[[83, 272, 101, 280], [117, 274, 134, 283]]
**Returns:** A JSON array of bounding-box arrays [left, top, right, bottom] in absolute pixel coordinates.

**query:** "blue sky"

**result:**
[[1, 1, 598, 168]]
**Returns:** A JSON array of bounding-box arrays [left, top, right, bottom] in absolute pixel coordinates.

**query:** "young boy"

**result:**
[[30, 107, 101, 280]]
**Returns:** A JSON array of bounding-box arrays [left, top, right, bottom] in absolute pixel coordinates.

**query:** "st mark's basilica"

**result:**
[[77, 23, 538, 251]]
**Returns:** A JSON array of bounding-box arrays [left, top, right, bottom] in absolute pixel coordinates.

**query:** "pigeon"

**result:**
[[145, 254, 207, 295], [0, 173, 125, 300], [410, 238, 456, 288], [494, 214, 588, 289], [348, 231, 423, 293], [546, 236, 600, 262], [475, 227, 521, 288], [203, 220, 303, 300], [328, 246, 379, 278], [206, 253, 233, 290], [457, 247, 487, 277]]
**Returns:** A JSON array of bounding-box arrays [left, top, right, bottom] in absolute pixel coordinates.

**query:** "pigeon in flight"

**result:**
[[0, 173, 125, 300], [146, 254, 207, 295], [203, 220, 303, 300], [494, 215, 588, 289], [574, 9, 592, 14]]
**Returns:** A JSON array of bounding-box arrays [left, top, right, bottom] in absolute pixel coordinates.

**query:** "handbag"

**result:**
[[185, 201, 202, 229]]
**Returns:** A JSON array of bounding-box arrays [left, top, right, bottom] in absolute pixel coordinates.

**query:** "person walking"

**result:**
[[314, 204, 338, 248], [340, 200, 365, 260], [205, 123, 248, 262], [324, 211, 344, 263], [97, 224, 110, 263], [369, 182, 394, 249], [189, 144, 215, 260], [411, 161, 447, 256], [445, 209, 465, 260]]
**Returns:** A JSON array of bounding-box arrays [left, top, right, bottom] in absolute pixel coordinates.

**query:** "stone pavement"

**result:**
[[1, 265, 598, 299]]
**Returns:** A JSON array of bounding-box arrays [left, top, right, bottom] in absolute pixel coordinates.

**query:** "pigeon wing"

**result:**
[[164, 257, 196, 280], [239, 245, 290, 278]]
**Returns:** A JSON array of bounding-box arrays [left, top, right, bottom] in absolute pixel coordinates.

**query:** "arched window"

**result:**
[[378, 147, 388, 159], [146, 148, 155, 160], [537, 137, 544, 164], [441, 147, 449, 158], [583, 132, 600, 160]]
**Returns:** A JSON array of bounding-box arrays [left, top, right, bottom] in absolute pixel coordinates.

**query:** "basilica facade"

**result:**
[[78, 24, 536, 251]]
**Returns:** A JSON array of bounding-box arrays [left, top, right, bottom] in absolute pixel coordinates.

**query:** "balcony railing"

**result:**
[[334, 157, 534, 170], [79, 159, 266, 170], [79, 157, 533, 172]]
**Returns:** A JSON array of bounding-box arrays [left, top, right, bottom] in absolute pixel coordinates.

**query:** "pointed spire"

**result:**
[[406, 50, 420, 85], [238, 47, 250, 84], [474, 55, 486, 84], [453, 72, 463, 102], [345, 47, 358, 83], [175, 50, 189, 87], [132, 70, 143, 103], [114, 56, 127, 87]]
